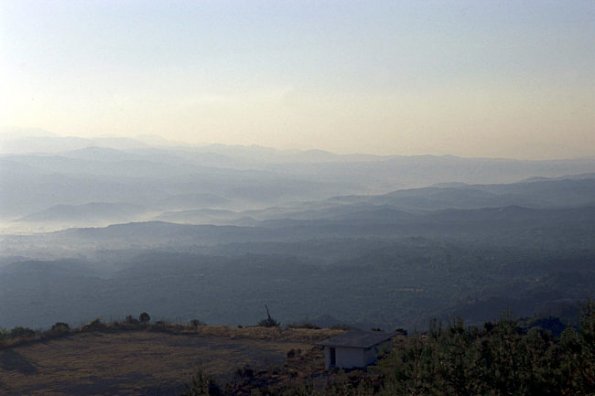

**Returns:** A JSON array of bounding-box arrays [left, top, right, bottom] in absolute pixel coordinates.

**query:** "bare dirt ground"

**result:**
[[0, 326, 341, 395]]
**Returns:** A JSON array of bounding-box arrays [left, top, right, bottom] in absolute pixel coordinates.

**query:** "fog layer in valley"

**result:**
[[1, 132, 594, 329]]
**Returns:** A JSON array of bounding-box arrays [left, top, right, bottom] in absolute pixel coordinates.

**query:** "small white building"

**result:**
[[318, 330, 394, 370]]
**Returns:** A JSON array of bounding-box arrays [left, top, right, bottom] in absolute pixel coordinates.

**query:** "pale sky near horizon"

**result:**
[[1, 0, 594, 159]]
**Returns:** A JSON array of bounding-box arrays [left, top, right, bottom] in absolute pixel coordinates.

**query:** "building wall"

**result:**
[[324, 346, 366, 369], [324, 340, 392, 369], [324, 346, 332, 369], [363, 346, 377, 366]]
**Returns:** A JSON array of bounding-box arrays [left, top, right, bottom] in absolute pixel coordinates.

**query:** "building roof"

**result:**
[[317, 330, 394, 349]]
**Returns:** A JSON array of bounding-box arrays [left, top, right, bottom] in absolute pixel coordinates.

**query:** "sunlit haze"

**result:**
[[1, 0, 594, 159]]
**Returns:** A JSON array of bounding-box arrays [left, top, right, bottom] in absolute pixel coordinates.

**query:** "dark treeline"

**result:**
[[379, 310, 594, 396]]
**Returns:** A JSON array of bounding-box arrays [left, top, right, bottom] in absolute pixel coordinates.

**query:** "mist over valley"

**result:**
[[1, 133, 593, 331]]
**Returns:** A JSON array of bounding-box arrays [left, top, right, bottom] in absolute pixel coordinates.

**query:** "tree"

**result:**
[[139, 312, 151, 324], [258, 305, 280, 328]]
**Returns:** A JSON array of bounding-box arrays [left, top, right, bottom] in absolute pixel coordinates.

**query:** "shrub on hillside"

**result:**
[[82, 318, 107, 332], [258, 317, 280, 328], [10, 326, 36, 338], [50, 322, 70, 335], [258, 305, 280, 328]]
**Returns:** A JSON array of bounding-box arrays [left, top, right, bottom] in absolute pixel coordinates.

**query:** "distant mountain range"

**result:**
[[2, 134, 595, 232], [0, 134, 593, 330], [20, 202, 147, 222]]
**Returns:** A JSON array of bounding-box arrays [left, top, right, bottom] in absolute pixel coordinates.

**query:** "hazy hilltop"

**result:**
[[2, 132, 595, 232], [0, 133, 594, 330]]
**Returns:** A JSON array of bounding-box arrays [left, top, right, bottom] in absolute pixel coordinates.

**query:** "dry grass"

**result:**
[[193, 324, 342, 342], [0, 326, 342, 395]]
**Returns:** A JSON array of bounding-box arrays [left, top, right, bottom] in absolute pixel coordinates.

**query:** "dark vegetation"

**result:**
[[184, 304, 595, 395], [258, 305, 281, 328]]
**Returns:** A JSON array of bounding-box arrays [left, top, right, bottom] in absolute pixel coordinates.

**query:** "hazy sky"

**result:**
[[1, 0, 594, 159]]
